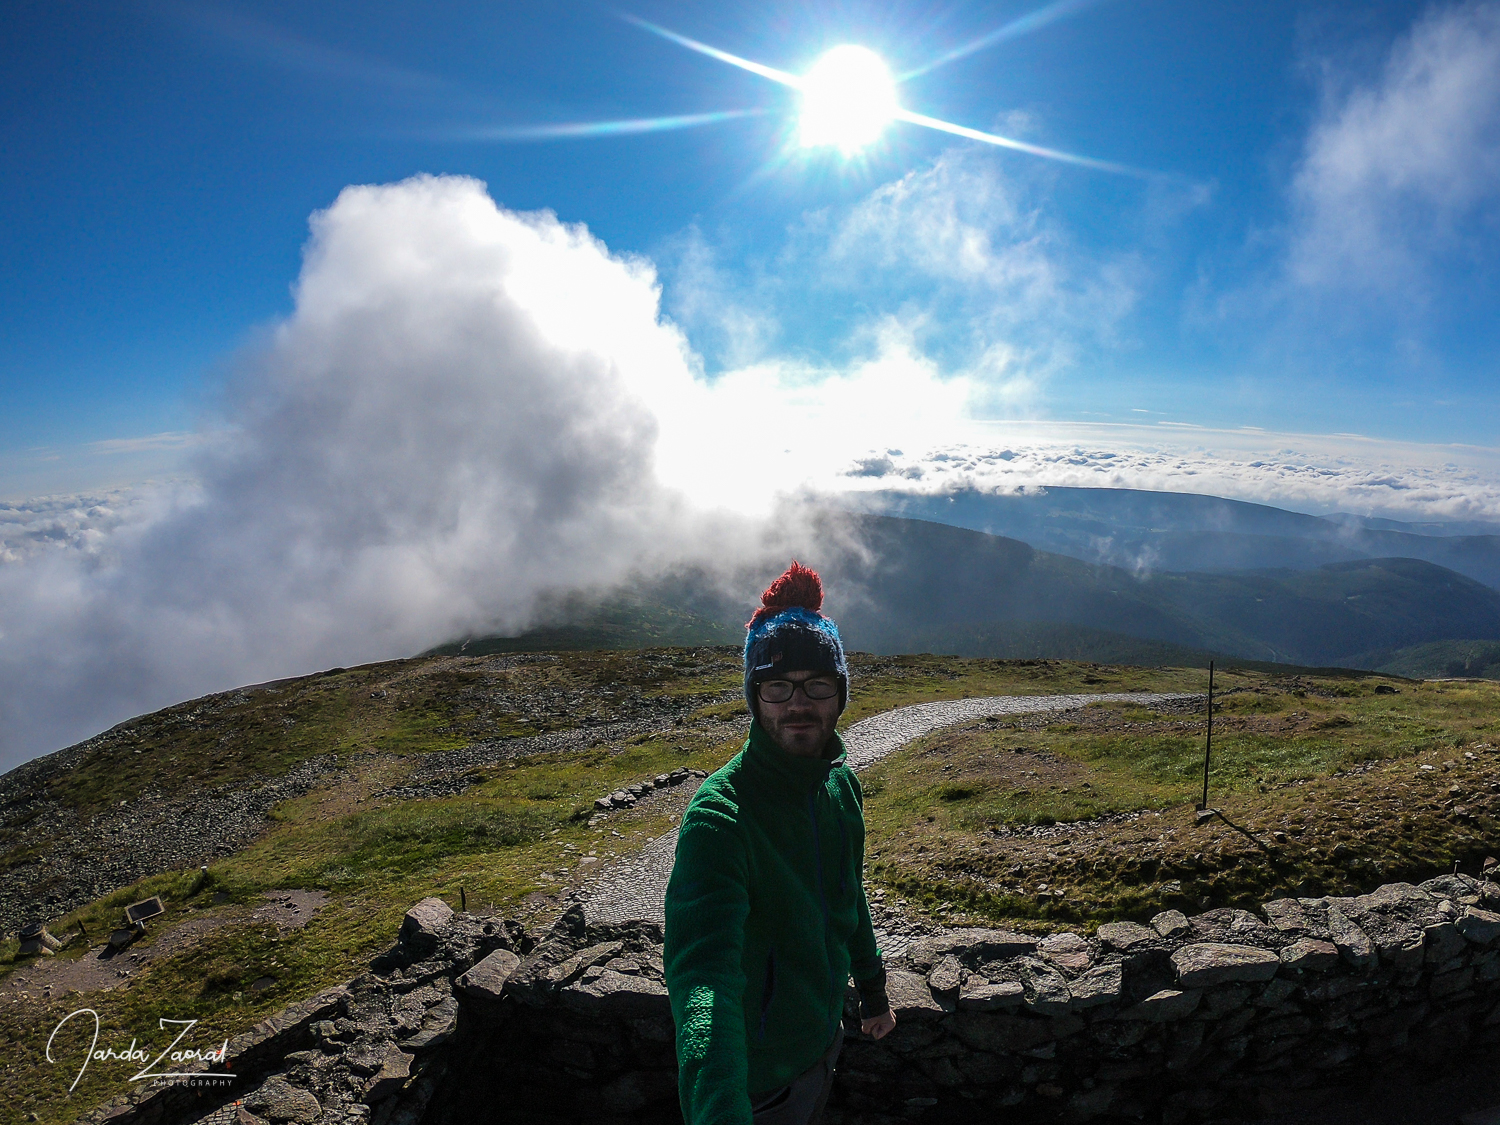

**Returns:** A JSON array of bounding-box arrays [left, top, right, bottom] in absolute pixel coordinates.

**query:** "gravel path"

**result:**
[[583, 692, 1198, 932]]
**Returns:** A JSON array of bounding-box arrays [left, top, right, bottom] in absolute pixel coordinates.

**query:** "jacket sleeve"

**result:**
[[664, 796, 753, 1125], [843, 771, 885, 988]]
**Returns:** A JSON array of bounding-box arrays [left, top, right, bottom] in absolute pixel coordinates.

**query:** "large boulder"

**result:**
[[245, 1076, 323, 1123], [1458, 907, 1500, 947], [1171, 943, 1280, 987], [457, 948, 522, 1002], [558, 969, 669, 1020], [884, 969, 948, 1017], [905, 928, 1035, 971], [398, 897, 454, 956]]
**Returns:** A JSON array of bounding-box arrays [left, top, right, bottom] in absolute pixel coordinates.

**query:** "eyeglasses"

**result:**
[[757, 677, 839, 704]]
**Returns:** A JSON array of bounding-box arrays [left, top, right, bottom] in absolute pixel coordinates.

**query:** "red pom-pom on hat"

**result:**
[[747, 560, 824, 628]]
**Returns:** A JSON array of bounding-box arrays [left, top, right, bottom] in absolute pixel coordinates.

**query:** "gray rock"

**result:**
[[362, 1048, 414, 1105], [1343, 908, 1428, 970], [1258, 979, 1299, 1007], [1327, 908, 1378, 971], [245, 1076, 323, 1124], [1353, 882, 1434, 913], [1425, 922, 1467, 965], [403, 995, 459, 1050], [957, 979, 1024, 1011], [1420, 874, 1480, 901], [1457, 907, 1500, 946], [558, 968, 669, 1019], [884, 969, 947, 1016], [548, 940, 625, 986], [1068, 961, 1124, 1009], [906, 928, 1035, 971], [1431, 966, 1474, 999], [1280, 939, 1339, 972], [1171, 943, 1279, 987], [1096, 921, 1157, 951], [1262, 898, 1312, 933], [927, 954, 963, 997], [1123, 988, 1202, 1022], [1020, 960, 1072, 1013], [457, 948, 522, 1001], [1151, 910, 1190, 939], [947, 1011, 1056, 1053], [399, 898, 453, 954], [344, 1041, 390, 1076], [1039, 932, 1092, 974]]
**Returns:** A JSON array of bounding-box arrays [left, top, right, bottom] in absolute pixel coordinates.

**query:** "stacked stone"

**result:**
[[432, 876, 1500, 1125], [78, 897, 529, 1125], [440, 906, 681, 1122], [833, 874, 1500, 1124], [593, 768, 707, 813], [88, 877, 1500, 1125]]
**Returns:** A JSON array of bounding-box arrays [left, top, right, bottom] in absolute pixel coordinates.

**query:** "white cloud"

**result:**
[[829, 421, 1500, 525], [664, 150, 1139, 407], [0, 487, 176, 565], [825, 153, 1140, 380], [1289, 1, 1500, 292], [0, 175, 794, 769], [86, 431, 207, 457]]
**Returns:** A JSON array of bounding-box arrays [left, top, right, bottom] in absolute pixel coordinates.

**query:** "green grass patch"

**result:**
[[861, 675, 1500, 928]]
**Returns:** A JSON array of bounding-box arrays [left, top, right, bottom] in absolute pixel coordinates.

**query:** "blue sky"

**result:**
[[5, 0, 1499, 501]]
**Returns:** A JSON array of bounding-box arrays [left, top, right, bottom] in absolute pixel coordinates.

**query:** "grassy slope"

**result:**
[[862, 676, 1500, 926], [5, 652, 1495, 1123]]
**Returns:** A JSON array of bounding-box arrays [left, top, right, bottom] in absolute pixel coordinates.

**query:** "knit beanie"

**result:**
[[743, 561, 849, 719]]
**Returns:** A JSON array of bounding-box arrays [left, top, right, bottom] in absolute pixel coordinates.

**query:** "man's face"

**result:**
[[756, 669, 842, 758]]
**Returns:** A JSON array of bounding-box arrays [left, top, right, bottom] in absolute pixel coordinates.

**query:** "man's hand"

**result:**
[[860, 1008, 896, 1039]]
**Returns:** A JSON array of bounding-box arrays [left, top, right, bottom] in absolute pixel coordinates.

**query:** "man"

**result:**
[[665, 561, 896, 1125]]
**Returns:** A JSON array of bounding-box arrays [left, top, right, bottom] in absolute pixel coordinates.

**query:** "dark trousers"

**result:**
[[748, 1026, 845, 1125]]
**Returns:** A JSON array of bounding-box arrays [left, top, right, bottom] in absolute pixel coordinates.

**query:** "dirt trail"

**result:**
[[580, 692, 1197, 941]]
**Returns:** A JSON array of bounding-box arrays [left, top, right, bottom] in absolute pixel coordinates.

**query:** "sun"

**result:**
[[798, 45, 898, 155]]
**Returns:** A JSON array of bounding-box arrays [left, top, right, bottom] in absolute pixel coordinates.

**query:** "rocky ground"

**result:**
[[0, 649, 749, 937], [0, 758, 349, 937], [0, 890, 329, 1007]]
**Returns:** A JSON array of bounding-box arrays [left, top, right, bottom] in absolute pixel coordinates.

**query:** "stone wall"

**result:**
[[88, 876, 1500, 1125]]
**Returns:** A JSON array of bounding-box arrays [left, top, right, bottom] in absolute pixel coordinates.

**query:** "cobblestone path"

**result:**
[[583, 692, 1198, 929]]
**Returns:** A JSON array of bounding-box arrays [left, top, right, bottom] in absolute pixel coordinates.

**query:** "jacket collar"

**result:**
[[744, 719, 846, 794]]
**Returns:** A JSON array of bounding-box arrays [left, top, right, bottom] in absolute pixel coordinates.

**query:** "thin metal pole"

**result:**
[[1201, 661, 1214, 809]]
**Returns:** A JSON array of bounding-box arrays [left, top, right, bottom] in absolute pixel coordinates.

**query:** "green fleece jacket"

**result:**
[[664, 720, 884, 1125]]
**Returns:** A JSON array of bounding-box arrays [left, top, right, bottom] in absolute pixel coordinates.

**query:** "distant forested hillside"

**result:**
[[431, 513, 1500, 670], [852, 487, 1500, 590]]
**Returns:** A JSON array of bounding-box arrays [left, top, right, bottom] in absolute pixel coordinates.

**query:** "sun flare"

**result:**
[[798, 45, 898, 155]]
